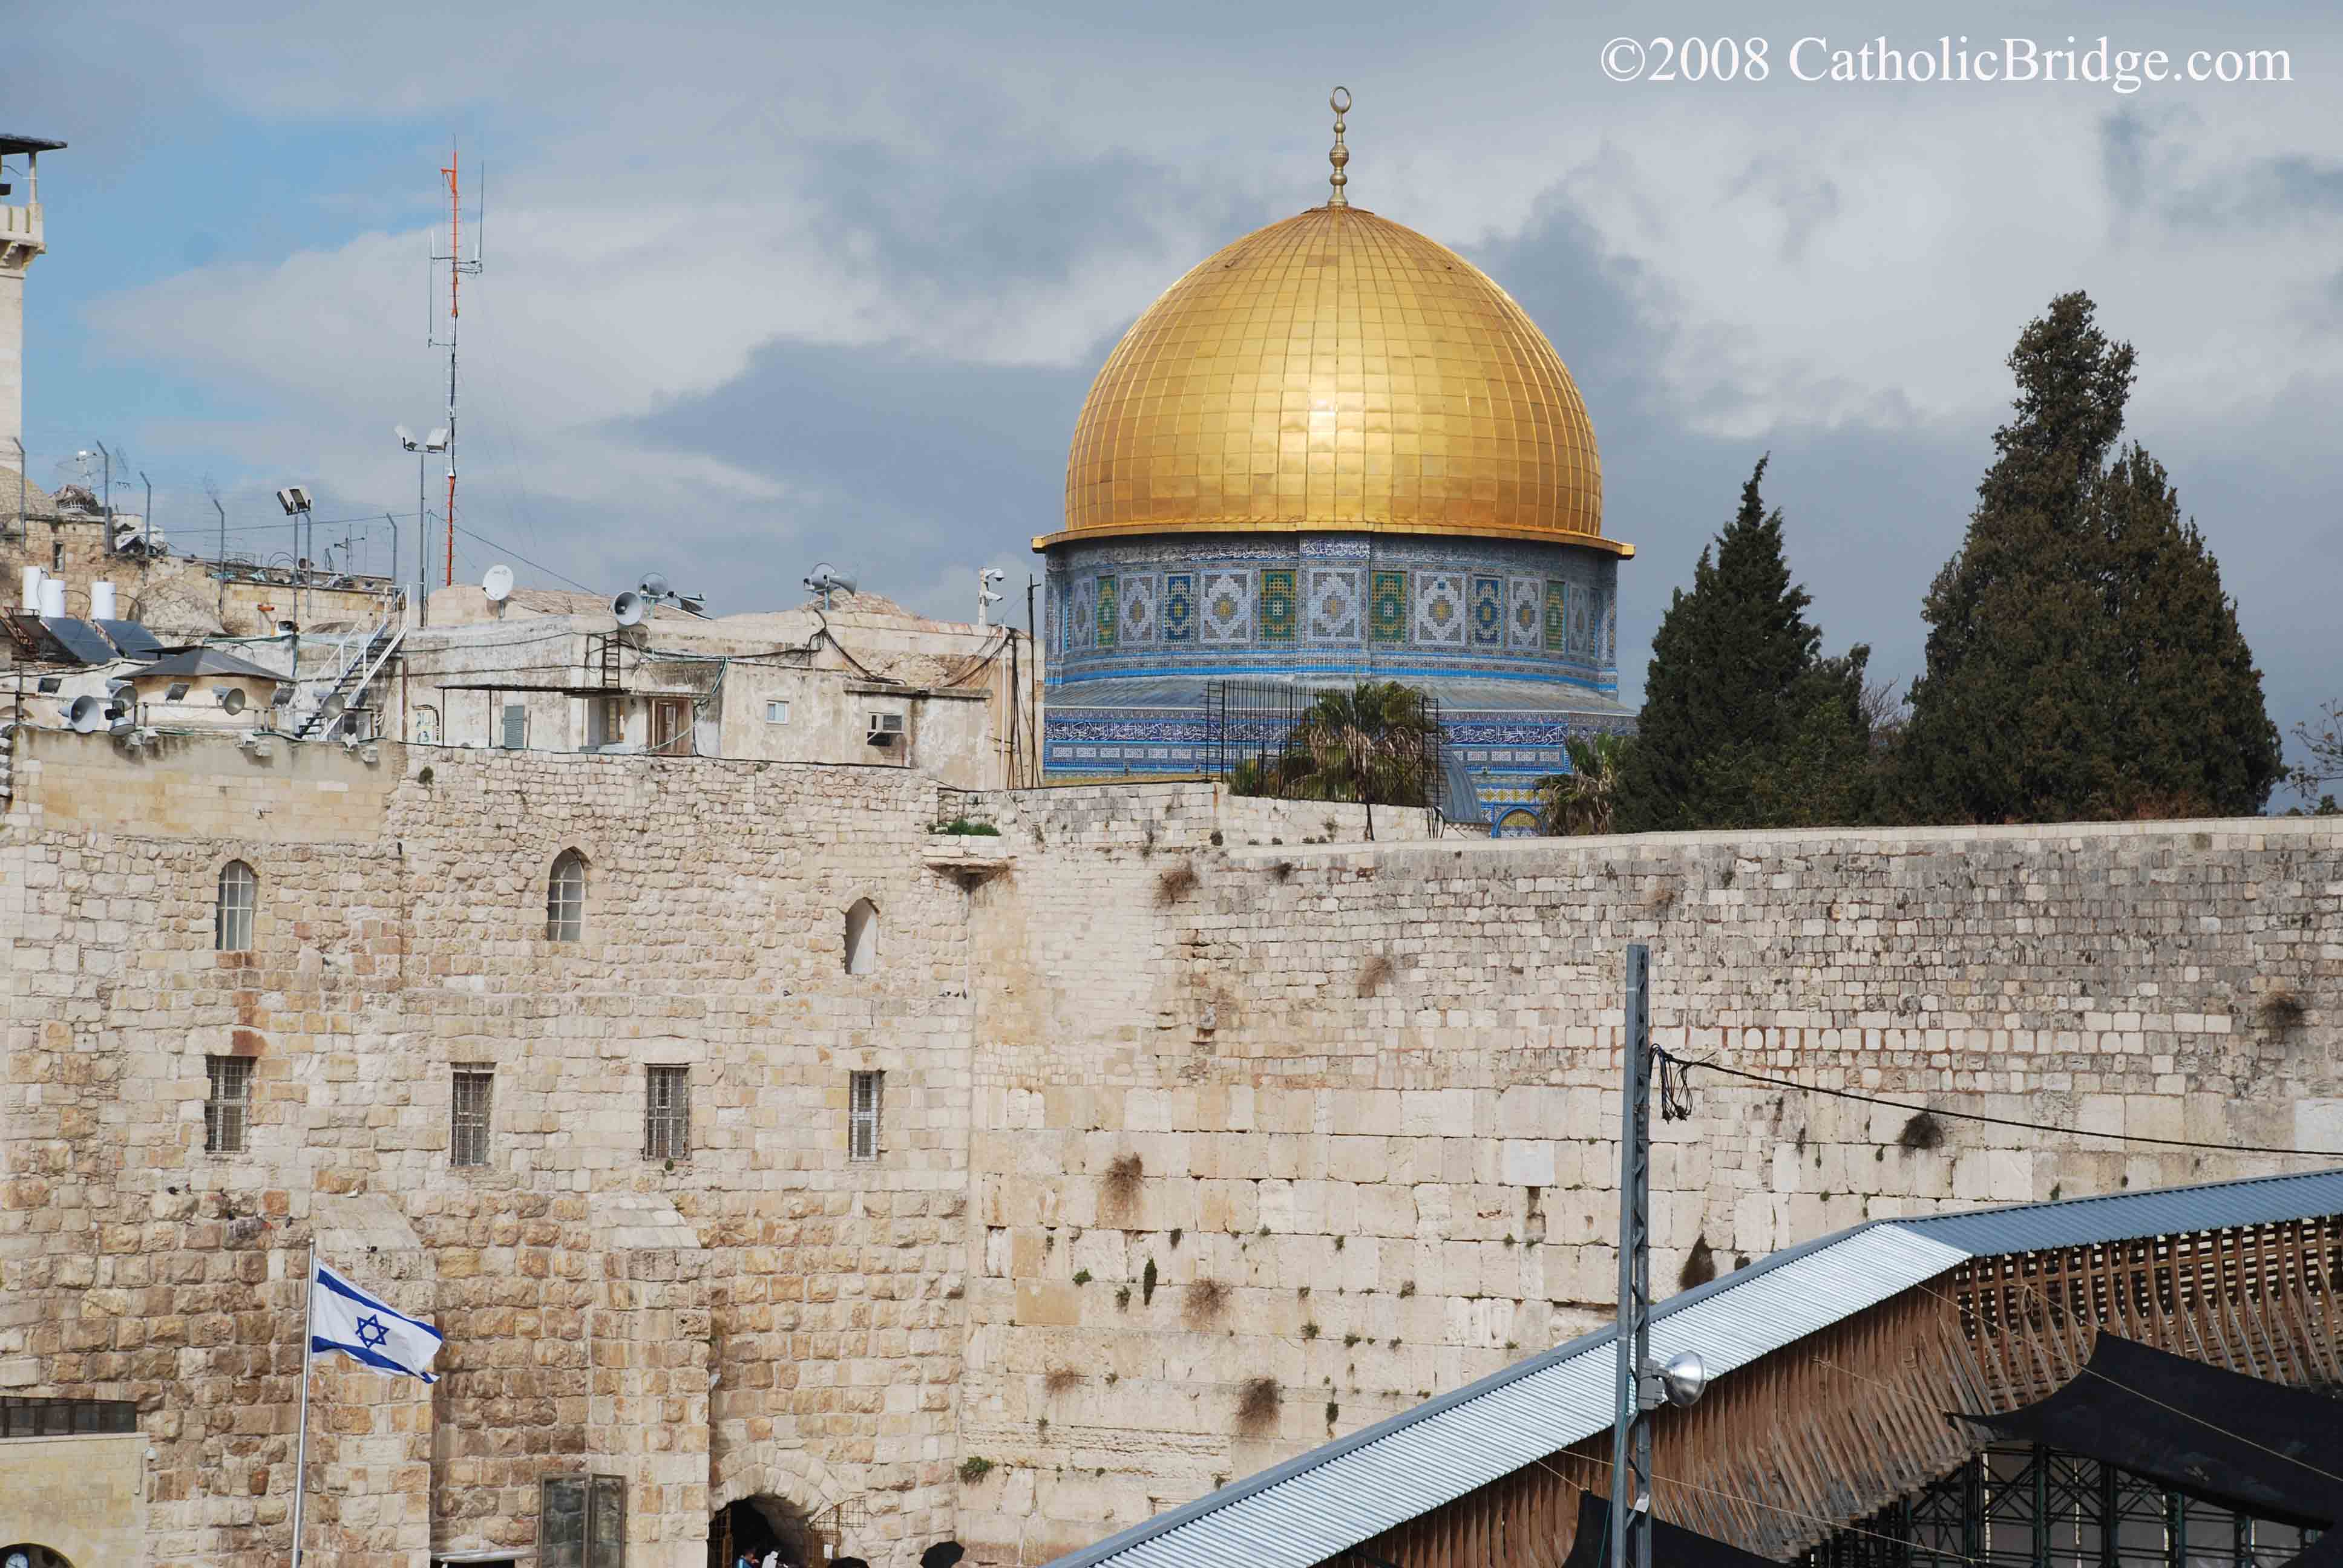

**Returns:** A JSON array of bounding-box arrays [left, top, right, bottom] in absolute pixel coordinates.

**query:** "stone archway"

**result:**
[[712, 1446, 848, 1520], [709, 1448, 851, 1568], [4, 1546, 78, 1568], [708, 1497, 822, 1568]]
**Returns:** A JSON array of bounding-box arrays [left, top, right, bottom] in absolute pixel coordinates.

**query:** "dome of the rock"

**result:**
[[1043, 204, 1620, 552], [1035, 93, 1637, 832]]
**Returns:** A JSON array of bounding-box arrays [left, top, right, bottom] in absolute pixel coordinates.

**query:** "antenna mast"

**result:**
[[430, 145, 482, 589]]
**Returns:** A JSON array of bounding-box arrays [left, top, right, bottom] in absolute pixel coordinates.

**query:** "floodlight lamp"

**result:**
[[276, 486, 312, 515], [396, 424, 418, 450], [427, 428, 449, 451], [164, 682, 191, 702], [1657, 1350, 1708, 1409]]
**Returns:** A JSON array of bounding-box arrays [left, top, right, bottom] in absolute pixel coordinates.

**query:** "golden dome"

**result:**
[[1043, 203, 1622, 555]]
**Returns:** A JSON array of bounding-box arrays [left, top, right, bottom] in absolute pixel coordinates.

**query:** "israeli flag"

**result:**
[[309, 1261, 444, 1383]]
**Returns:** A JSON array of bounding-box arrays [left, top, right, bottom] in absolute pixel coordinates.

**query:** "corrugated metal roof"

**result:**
[[1046, 1167, 2343, 1568]]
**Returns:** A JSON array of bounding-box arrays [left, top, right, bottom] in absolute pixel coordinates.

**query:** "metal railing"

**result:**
[[287, 591, 407, 740], [1206, 678, 1444, 815]]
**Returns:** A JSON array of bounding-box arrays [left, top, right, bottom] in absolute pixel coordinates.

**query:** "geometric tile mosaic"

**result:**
[[1260, 569, 1298, 646], [1370, 569, 1408, 644], [1306, 567, 1361, 644], [1470, 575, 1503, 648], [1119, 573, 1156, 647], [1162, 573, 1195, 644], [1414, 570, 1465, 647], [1040, 538, 1623, 709], [1509, 576, 1542, 653], [1201, 570, 1251, 645]]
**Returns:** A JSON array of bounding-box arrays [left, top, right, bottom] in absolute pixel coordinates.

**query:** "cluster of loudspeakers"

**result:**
[[611, 572, 707, 627], [64, 694, 121, 733]]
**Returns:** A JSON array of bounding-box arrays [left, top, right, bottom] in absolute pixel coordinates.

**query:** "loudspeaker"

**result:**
[[66, 694, 110, 733], [613, 591, 647, 627]]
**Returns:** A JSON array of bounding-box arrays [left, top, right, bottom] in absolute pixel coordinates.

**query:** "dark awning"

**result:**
[[1956, 1333, 2343, 1529], [1559, 1486, 1784, 1568]]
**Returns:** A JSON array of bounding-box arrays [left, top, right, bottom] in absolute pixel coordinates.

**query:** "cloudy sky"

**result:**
[[11, 1, 2340, 789]]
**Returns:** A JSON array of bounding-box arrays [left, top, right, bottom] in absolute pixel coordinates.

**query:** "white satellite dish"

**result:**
[[482, 564, 514, 603], [66, 694, 109, 733], [640, 572, 670, 599], [612, 590, 647, 627]]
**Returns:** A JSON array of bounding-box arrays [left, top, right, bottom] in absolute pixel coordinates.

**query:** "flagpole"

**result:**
[[292, 1239, 316, 1568]]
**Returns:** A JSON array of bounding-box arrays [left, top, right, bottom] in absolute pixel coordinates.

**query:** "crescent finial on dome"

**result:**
[[1327, 86, 1352, 207]]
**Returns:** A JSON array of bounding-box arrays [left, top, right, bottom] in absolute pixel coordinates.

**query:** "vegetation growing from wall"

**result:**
[[1236, 1376, 1280, 1434]]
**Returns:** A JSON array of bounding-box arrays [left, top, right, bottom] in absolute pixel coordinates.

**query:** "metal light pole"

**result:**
[[1611, 941, 1654, 1568], [94, 439, 114, 555], [1608, 944, 1709, 1568], [398, 426, 448, 627], [277, 487, 314, 626]]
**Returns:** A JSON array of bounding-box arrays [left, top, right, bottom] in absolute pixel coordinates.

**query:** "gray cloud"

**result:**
[[9, 0, 2342, 794]]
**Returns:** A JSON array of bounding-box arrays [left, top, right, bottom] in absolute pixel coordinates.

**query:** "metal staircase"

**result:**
[[289, 598, 406, 742]]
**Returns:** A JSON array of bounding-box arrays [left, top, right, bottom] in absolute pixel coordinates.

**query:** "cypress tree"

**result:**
[[1620, 457, 1873, 831], [1899, 293, 2280, 821]]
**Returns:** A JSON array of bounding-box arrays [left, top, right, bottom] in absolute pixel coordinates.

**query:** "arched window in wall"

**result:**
[[215, 860, 257, 951], [844, 898, 879, 975], [546, 850, 587, 942]]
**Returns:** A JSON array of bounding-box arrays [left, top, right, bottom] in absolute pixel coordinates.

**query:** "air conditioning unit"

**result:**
[[866, 712, 905, 746]]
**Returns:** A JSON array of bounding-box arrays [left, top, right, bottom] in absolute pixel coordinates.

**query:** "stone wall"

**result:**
[[4, 728, 2338, 1568], [0, 1431, 147, 1566], [3, 730, 980, 1567], [949, 806, 2342, 1563]]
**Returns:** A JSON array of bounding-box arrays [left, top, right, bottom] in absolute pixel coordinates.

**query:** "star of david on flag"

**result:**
[[309, 1261, 444, 1382]]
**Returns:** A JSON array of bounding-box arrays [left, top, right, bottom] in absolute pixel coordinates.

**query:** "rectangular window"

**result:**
[[589, 697, 625, 748], [644, 1065, 690, 1161], [206, 1055, 252, 1154], [650, 698, 691, 756], [451, 1068, 493, 1168], [539, 1473, 627, 1568], [850, 1070, 883, 1161], [764, 699, 790, 724]]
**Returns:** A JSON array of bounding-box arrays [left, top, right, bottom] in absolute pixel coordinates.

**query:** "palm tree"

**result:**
[[1537, 732, 1629, 835], [1231, 682, 1442, 809]]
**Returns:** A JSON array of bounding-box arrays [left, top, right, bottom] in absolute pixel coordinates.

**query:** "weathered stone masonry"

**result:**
[[2, 727, 2338, 1567]]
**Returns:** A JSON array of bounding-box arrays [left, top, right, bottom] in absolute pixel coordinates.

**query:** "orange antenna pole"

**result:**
[[428, 139, 482, 595]]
